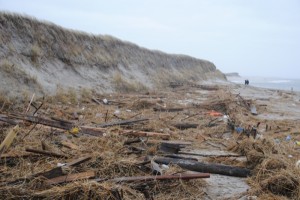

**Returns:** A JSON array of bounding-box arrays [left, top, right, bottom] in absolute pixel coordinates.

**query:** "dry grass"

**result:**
[[0, 12, 224, 96], [228, 137, 300, 199], [112, 72, 148, 93]]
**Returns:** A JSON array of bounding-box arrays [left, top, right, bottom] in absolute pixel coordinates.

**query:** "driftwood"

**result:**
[[3, 114, 169, 139], [178, 152, 242, 158], [153, 107, 184, 112], [5, 156, 92, 185], [154, 157, 251, 177], [45, 171, 95, 185], [172, 123, 198, 130], [25, 148, 68, 158], [95, 173, 210, 183], [0, 125, 20, 156], [60, 140, 80, 150], [97, 118, 149, 128], [158, 140, 191, 153], [119, 130, 170, 139], [0, 116, 18, 125]]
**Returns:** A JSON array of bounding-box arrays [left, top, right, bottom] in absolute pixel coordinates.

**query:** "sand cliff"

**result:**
[[0, 12, 225, 98]]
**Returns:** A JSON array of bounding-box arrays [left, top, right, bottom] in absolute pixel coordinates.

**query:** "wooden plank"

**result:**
[[61, 141, 80, 150], [0, 125, 19, 156], [25, 148, 68, 158], [119, 130, 170, 139], [97, 118, 149, 128], [173, 123, 198, 130], [45, 171, 95, 185], [153, 107, 184, 112], [96, 173, 210, 183]]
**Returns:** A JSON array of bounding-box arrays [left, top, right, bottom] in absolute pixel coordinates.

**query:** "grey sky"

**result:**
[[1, 0, 300, 78]]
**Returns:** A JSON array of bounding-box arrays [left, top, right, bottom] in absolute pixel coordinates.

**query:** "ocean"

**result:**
[[227, 76, 300, 92]]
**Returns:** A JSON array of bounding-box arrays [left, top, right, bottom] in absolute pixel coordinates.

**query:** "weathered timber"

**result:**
[[119, 130, 170, 139], [35, 156, 92, 179], [0, 125, 19, 156], [25, 148, 68, 158], [97, 118, 149, 128], [10, 114, 73, 130], [153, 107, 184, 112], [4, 114, 166, 138], [91, 97, 102, 105], [164, 154, 198, 161], [173, 123, 198, 130], [95, 173, 210, 183], [124, 138, 142, 145], [60, 140, 80, 150], [51, 117, 73, 124], [158, 140, 191, 153], [0, 116, 18, 125], [154, 157, 251, 177], [45, 171, 95, 185], [178, 152, 242, 157], [5, 156, 92, 185]]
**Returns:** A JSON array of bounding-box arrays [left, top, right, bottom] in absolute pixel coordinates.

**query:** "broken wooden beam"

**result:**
[[178, 152, 243, 157], [158, 140, 191, 153], [95, 173, 210, 183], [10, 114, 73, 130], [0, 125, 20, 156], [172, 123, 198, 130], [154, 157, 251, 177], [25, 148, 68, 159], [0, 116, 19, 125], [60, 140, 80, 150], [153, 107, 184, 112], [5, 156, 92, 185], [97, 118, 149, 128], [45, 171, 95, 185], [34, 156, 92, 180], [119, 130, 170, 139]]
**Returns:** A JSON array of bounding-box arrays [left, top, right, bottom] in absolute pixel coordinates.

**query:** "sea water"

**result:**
[[227, 76, 300, 92]]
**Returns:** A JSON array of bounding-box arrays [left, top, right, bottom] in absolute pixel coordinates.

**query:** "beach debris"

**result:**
[[173, 122, 198, 130], [158, 140, 192, 153], [153, 107, 184, 112], [0, 125, 19, 156], [154, 157, 251, 177], [207, 110, 223, 117], [94, 173, 210, 183], [296, 160, 300, 168], [45, 171, 96, 185], [250, 104, 257, 115], [103, 98, 108, 104], [97, 118, 149, 128], [25, 148, 68, 158]]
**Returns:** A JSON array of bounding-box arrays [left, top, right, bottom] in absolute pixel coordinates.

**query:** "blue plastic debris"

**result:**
[[235, 127, 244, 133]]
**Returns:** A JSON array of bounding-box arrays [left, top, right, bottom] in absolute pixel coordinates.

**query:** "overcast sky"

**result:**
[[1, 0, 300, 78]]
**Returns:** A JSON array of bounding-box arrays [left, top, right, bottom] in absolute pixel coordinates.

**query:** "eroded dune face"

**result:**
[[0, 12, 225, 98]]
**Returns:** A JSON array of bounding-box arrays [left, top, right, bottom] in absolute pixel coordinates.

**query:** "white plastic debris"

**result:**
[[296, 160, 300, 168], [114, 110, 120, 114], [57, 163, 67, 167], [103, 98, 108, 104], [161, 164, 169, 170]]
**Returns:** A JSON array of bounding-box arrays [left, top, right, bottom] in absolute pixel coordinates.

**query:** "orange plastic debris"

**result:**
[[207, 111, 223, 117]]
